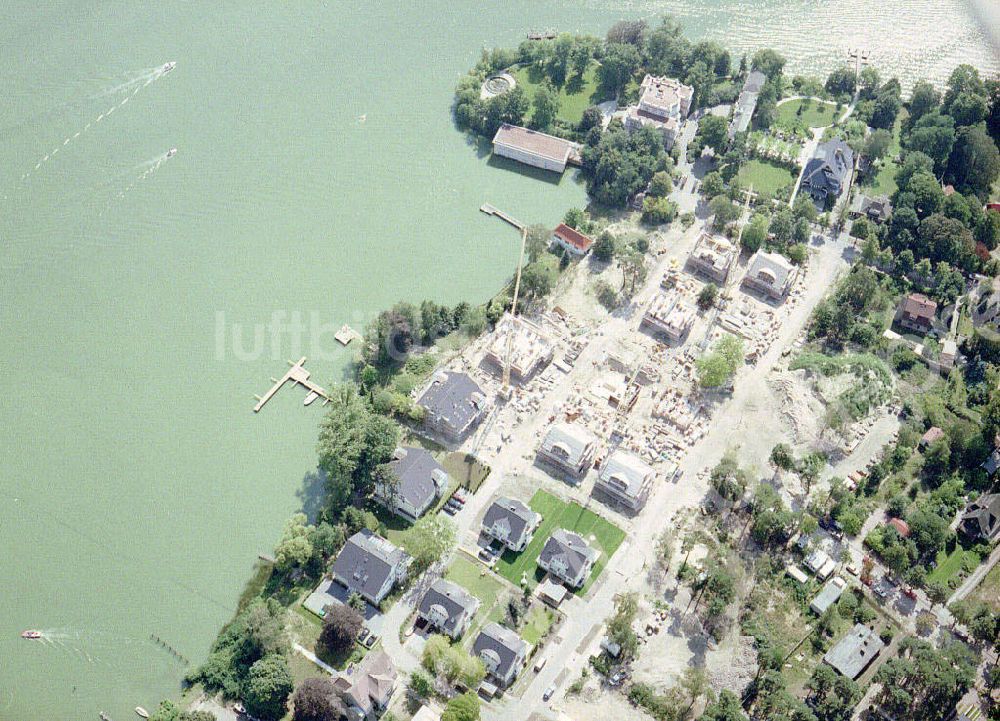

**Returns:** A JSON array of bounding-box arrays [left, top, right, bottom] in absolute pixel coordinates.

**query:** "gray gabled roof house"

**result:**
[[849, 194, 892, 223], [958, 493, 1000, 542], [473, 622, 531, 687], [416, 370, 488, 442], [823, 623, 884, 679], [375, 447, 450, 522], [538, 528, 599, 588], [482, 496, 542, 552], [416, 579, 480, 639], [801, 139, 854, 203], [331, 529, 411, 606]]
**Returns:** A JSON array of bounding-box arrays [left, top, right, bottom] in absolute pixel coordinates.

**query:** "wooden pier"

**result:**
[[253, 357, 330, 413], [480, 203, 525, 231]]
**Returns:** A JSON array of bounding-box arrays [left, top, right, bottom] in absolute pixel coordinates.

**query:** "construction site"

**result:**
[[415, 198, 823, 523]]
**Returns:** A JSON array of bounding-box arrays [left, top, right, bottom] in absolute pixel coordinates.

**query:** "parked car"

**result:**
[[534, 656, 548, 673], [543, 684, 556, 701]]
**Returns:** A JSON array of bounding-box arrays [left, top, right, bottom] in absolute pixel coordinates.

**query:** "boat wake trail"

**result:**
[[19, 61, 176, 183], [25, 628, 157, 670], [99, 148, 178, 216], [91, 65, 164, 98]]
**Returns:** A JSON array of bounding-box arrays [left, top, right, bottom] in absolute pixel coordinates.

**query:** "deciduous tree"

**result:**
[[245, 654, 294, 721], [319, 603, 364, 653], [292, 677, 346, 721]]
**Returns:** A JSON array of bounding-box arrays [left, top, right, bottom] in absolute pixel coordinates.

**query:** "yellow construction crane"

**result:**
[[502, 225, 529, 394]]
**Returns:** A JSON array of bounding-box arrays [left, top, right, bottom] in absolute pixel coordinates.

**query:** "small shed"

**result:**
[[538, 577, 569, 608], [786, 565, 809, 584]]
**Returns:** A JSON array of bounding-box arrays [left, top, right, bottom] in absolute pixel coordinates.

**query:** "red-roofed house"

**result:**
[[888, 518, 910, 538], [552, 223, 594, 257], [898, 293, 937, 334]]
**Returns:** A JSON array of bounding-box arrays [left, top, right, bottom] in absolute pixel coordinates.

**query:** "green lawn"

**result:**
[[969, 561, 1000, 612], [445, 554, 509, 646], [290, 604, 366, 672], [441, 451, 491, 493], [866, 112, 906, 196], [736, 159, 796, 196], [446, 554, 505, 603], [512, 61, 606, 125], [520, 604, 556, 645], [776, 98, 839, 129], [495, 489, 625, 595], [927, 544, 979, 588]]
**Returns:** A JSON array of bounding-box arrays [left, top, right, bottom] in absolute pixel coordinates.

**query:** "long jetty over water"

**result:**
[[253, 357, 329, 412], [480, 203, 525, 231]]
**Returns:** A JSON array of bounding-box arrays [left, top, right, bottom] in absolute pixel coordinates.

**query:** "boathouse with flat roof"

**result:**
[[492, 123, 575, 173]]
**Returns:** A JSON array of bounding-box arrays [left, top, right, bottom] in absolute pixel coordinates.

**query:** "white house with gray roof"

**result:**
[[536, 422, 598, 480], [482, 496, 541, 552], [473, 622, 531, 687], [538, 528, 599, 588], [416, 579, 480, 639], [594, 450, 656, 511], [375, 447, 450, 522], [417, 371, 488, 442], [331, 529, 410, 606], [741, 250, 798, 301]]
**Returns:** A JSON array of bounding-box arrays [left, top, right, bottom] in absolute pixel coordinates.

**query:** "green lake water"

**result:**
[[0, 2, 993, 719]]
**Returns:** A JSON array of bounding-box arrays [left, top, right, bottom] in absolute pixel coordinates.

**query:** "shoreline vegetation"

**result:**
[[160, 14, 1000, 721]]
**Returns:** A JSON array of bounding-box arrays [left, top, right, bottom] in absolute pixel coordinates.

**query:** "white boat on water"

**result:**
[[303, 391, 319, 406], [135, 707, 149, 719]]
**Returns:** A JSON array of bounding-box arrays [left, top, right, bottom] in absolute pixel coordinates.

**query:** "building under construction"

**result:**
[[641, 292, 696, 343], [482, 313, 555, 385]]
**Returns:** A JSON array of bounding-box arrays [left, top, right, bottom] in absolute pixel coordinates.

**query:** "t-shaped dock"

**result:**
[[253, 357, 330, 412]]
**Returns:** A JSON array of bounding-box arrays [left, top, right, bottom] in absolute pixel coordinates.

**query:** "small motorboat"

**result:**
[[161, 61, 176, 74], [20, 630, 42, 639], [100, 713, 112, 721], [303, 390, 319, 406], [135, 707, 149, 719]]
